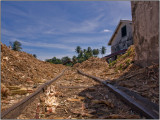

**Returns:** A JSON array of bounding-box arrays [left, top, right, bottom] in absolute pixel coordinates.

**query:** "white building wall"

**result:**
[[111, 22, 133, 54]]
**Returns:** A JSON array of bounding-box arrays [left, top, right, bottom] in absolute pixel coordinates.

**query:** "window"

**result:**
[[121, 25, 127, 37]]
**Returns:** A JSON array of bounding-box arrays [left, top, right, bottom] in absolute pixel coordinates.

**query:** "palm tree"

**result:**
[[75, 46, 81, 54], [83, 49, 87, 53], [78, 50, 83, 58], [100, 46, 106, 57], [87, 47, 92, 53], [93, 49, 99, 57]]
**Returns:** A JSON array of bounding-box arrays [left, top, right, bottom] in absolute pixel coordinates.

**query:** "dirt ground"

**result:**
[[17, 68, 142, 119]]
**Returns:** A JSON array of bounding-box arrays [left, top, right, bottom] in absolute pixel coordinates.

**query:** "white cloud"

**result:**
[[43, 14, 105, 35], [12, 39, 75, 52], [60, 35, 109, 44], [103, 29, 111, 32]]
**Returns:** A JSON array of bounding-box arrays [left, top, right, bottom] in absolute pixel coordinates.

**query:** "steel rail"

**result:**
[[77, 69, 159, 119], [1, 68, 68, 119]]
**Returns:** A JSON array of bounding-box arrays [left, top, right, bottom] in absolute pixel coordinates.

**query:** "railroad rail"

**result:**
[[1, 68, 68, 119], [77, 69, 159, 119], [1, 68, 159, 119]]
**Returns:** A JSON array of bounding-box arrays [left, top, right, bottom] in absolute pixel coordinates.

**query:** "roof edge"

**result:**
[[108, 20, 132, 46]]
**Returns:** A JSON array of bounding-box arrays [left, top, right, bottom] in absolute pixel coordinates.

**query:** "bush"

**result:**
[[11, 41, 22, 51]]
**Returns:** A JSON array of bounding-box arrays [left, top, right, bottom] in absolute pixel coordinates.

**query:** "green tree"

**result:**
[[45, 59, 52, 63], [72, 55, 77, 64], [51, 57, 62, 64], [78, 50, 83, 58], [61, 56, 71, 64], [11, 41, 22, 51], [100, 46, 106, 57], [84, 52, 91, 60], [87, 47, 92, 53], [45, 57, 62, 64], [93, 49, 99, 57], [75, 46, 81, 54], [83, 49, 87, 53], [86, 47, 93, 58]]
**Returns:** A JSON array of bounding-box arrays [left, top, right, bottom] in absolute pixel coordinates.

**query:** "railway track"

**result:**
[[1, 68, 159, 119]]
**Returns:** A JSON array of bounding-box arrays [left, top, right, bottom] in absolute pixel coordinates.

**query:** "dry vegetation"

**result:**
[[1, 43, 66, 111], [74, 45, 159, 104], [1, 43, 158, 119], [18, 68, 141, 119]]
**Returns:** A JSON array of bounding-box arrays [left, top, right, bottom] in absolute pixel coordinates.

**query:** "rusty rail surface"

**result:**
[[77, 69, 159, 119], [1, 68, 68, 119]]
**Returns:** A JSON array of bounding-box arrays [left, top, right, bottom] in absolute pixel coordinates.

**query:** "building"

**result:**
[[108, 20, 133, 61]]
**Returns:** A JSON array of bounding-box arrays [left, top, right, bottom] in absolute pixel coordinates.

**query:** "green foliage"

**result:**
[[83, 49, 87, 53], [78, 57, 85, 63], [78, 50, 83, 58], [118, 64, 123, 70], [109, 60, 117, 67], [123, 59, 131, 69], [121, 49, 132, 59], [75, 46, 81, 54], [45, 57, 62, 64], [87, 47, 92, 53], [11, 41, 22, 51], [125, 59, 131, 66], [92, 49, 99, 57], [115, 59, 132, 72], [61, 56, 71, 64], [46, 45, 106, 66], [115, 63, 123, 72], [108, 58, 112, 64], [72, 56, 77, 64], [100, 46, 106, 57], [65, 62, 73, 66]]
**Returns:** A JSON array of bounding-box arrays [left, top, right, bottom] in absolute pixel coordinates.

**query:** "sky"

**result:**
[[1, 1, 132, 61]]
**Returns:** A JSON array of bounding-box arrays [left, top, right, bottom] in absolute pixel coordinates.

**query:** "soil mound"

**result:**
[[74, 57, 108, 69], [1, 43, 66, 86]]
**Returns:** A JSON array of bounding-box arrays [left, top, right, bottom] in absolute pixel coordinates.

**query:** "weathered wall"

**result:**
[[131, 1, 159, 67], [111, 22, 133, 53]]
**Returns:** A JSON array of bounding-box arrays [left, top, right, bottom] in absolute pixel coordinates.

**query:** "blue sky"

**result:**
[[1, 1, 132, 61]]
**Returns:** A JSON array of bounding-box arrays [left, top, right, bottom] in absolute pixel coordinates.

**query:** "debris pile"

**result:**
[[74, 45, 159, 105], [1, 43, 65, 86], [112, 63, 159, 104], [18, 69, 142, 119], [74, 57, 108, 70], [1, 43, 66, 111]]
